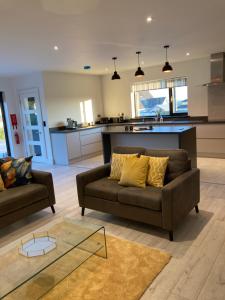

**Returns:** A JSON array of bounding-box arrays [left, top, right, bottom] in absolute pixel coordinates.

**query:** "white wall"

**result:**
[[11, 72, 53, 163], [0, 77, 24, 158], [43, 72, 104, 128], [101, 57, 210, 118]]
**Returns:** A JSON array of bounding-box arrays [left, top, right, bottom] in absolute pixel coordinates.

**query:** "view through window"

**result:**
[[80, 99, 94, 124], [0, 93, 10, 158], [133, 78, 188, 117]]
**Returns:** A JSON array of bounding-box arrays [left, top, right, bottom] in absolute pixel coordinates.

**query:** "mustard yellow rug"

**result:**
[[42, 235, 171, 300]]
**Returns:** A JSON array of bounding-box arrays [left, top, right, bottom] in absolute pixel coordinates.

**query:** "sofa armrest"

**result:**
[[76, 163, 111, 206], [31, 170, 56, 205], [162, 168, 200, 230]]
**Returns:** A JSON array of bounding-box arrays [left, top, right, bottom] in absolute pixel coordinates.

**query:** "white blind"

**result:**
[[132, 77, 187, 92]]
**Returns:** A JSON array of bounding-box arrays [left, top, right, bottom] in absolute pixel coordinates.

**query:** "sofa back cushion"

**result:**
[[113, 146, 146, 156], [145, 149, 190, 183]]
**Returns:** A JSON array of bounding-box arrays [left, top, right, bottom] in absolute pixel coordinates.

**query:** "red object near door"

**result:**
[[10, 114, 18, 129], [14, 132, 20, 144]]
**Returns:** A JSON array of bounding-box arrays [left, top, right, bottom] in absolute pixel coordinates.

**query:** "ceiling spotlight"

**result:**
[[83, 65, 91, 70], [186, 52, 190, 56], [146, 16, 152, 23], [162, 45, 173, 73], [53, 45, 59, 51], [111, 57, 121, 80], [135, 51, 145, 77]]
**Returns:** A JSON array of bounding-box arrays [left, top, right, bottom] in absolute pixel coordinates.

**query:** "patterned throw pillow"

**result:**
[[109, 153, 138, 180], [0, 174, 5, 191], [146, 156, 169, 188], [0, 156, 33, 188], [0, 157, 13, 166]]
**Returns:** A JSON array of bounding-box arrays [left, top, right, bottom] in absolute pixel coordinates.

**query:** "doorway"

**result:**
[[0, 92, 11, 158], [19, 88, 47, 163]]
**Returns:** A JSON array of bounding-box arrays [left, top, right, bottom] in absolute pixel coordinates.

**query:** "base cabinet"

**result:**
[[195, 124, 225, 158], [51, 127, 105, 165]]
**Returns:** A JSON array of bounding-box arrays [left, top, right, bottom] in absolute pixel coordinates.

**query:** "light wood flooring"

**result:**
[[1, 155, 225, 300]]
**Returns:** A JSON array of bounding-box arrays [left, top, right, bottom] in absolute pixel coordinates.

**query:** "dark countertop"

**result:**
[[102, 125, 192, 134], [50, 119, 225, 134], [50, 124, 105, 134]]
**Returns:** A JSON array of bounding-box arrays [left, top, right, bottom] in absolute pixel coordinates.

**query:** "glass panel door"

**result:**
[[20, 89, 46, 162]]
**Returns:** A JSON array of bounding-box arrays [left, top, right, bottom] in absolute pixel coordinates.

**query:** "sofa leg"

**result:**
[[51, 205, 55, 214], [81, 207, 85, 216], [195, 205, 199, 213], [169, 230, 173, 241]]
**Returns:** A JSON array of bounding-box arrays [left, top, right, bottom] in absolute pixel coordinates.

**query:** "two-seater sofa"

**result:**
[[76, 147, 200, 240], [0, 170, 56, 229]]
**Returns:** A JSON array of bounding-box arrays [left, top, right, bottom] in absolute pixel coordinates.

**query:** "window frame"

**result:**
[[133, 85, 188, 118]]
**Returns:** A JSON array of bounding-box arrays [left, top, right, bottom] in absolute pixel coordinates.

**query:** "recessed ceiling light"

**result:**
[[146, 16, 152, 23], [53, 45, 59, 51], [186, 52, 190, 56], [84, 65, 91, 70]]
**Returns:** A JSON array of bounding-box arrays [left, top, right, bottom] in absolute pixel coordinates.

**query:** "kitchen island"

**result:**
[[102, 126, 197, 167]]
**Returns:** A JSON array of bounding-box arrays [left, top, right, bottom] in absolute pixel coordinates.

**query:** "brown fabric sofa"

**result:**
[[0, 170, 56, 229], [76, 147, 200, 241]]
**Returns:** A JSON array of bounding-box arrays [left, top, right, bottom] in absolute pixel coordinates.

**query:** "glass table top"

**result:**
[[0, 218, 106, 299]]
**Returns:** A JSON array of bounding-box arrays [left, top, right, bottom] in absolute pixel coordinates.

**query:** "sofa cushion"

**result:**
[[0, 184, 49, 217], [85, 177, 124, 202], [118, 186, 162, 211], [113, 146, 146, 156], [145, 149, 190, 183]]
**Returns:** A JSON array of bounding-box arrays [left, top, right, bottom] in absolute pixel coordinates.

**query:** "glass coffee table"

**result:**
[[0, 218, 107, 299]]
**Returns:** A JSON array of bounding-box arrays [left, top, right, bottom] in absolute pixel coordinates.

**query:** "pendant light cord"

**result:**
[[136, 51, 141, 67], [114, 59, 116, 71], [112, 57, 117, 71]]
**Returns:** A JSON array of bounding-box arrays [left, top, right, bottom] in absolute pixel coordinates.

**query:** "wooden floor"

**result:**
[[1, 156, 225, 300]]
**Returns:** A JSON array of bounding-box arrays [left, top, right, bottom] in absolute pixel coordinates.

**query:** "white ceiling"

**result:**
[[0, 0, 225, 76]]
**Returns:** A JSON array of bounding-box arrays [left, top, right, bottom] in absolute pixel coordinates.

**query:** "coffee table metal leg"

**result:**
[[103, 227, 108, 259]]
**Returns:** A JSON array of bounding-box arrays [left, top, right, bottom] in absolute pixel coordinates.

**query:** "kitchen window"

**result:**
[[132, 77, 188, 117], [80, 99, 94, 124]]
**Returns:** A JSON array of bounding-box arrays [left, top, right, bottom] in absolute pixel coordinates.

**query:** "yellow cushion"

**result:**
[[146, 156, 169, 188], [119, 156, 149, 188], [109, 153, 137, 180], [0, 174, 5, 191]]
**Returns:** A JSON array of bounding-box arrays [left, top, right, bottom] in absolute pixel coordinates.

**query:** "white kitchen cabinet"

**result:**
[[51, 126, 105, 165], [80, 132, 101, 146], [66, 132, 81, 159], [79, 127, 102, 136], [195, 124, 225, 158], [81, 142, 102, 156], [196, 124, 225, 139], [51, 131, 81, 165], [80, 127, 104, 156]]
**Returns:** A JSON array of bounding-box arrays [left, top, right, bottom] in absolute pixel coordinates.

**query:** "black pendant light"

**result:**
[[162, 45, 173, 72], [135, 51, 144, 77], [111, 57, 120, 80]]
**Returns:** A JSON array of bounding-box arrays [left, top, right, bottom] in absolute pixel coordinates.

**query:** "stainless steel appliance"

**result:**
[[67, 118, 78, 129]]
